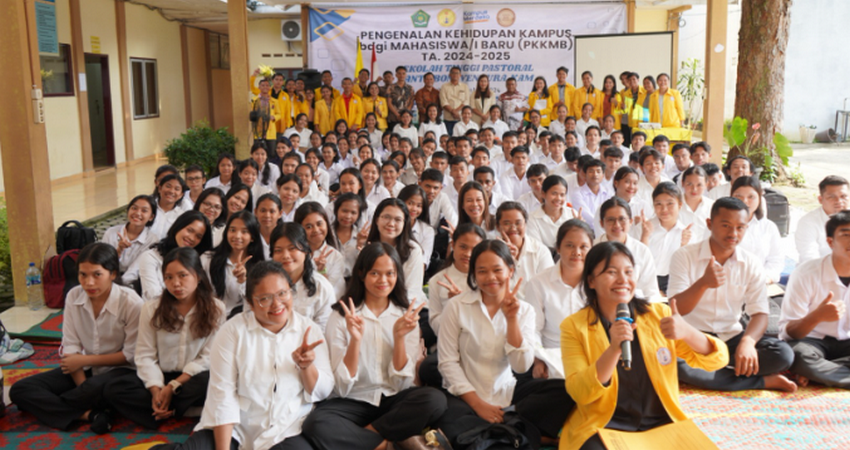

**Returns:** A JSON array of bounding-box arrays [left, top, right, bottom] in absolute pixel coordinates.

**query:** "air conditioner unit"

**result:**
[[281, 20, 302, 42]]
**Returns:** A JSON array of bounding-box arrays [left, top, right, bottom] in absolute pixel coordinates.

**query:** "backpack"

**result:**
[[764, 188, 790, 237], [456, 412, 541, 450], [43, 249, 81, 309], [56, 220, 97, 254]]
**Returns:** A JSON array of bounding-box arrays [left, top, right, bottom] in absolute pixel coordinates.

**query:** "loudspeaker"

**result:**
[[298, 69, 322, 93]]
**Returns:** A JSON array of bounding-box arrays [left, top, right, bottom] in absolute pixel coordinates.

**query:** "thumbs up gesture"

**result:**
[[660, 298, 688, 340], [701, 256, 726, 288], [681, 223, 694, 247], [814, 291, 844, 323]]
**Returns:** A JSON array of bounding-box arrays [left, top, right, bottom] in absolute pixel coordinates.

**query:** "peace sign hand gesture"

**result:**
[[292, 326, 324, 370], [500, 230, 520, 261], [393, 301, 425, 341], [500, 278, 523, 321], [314, 247, 333, 273], [232, 254, 253, 284], [338, 298, 364, 342], [356, 220, 371, 250], [436, 273, 463, 299], [117, 231, 132, 256]]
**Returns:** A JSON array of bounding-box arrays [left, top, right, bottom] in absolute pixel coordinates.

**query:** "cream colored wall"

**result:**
[[635, 9, 668, 33], [248, 18, 303, 72], [186, 27, 211, 125], [125, 2, 186, 159]]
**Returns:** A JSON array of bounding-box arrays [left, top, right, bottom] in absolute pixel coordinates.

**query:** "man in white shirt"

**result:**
[[780, 211, 850, 388], [610, 130, 631, 166], [446, 156, 471, 209], [498, 146, 532, 199], [570, 159, 612, 225], [490, 131, 518, 178], [796, 176, 849, 263], [474, 166, 508, 215], [601, 147, 623, 193], [668, 143, 694, 181], [652, 135, 678, 179], [420, 169, 458, 229], [668, 197, 796, 392], [517, 164, 549, 215], [439, 66, 471, 136]]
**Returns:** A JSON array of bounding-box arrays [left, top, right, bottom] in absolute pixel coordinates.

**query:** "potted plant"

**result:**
[[163, 121, 238, 176], [799, 124, 817, 144]]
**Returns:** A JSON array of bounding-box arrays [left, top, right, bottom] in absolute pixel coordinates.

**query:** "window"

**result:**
[[209, 33, 230, 70], [40, 43, 74, 96], [131, 58, 159, 119]]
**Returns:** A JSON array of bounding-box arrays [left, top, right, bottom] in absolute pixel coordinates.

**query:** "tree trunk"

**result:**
[[734, 0, 792, 179]]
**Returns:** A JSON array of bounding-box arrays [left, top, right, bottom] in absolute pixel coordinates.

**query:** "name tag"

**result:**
[[657, 347, 672, 366]]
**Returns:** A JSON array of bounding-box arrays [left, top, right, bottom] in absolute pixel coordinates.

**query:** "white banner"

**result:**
[[308, 3, 626, 95]]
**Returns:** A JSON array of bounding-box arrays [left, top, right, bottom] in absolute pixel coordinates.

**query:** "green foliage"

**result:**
[[724, 116, 794, 183], [773, 132, 793, 166], [724, 116, 749, 148], [788, 163, 806, 188], [163, 121, 237, 176], [0, 199, 11, 283]]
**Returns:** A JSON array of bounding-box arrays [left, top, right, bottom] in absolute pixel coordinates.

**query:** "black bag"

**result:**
[[56, 220, 97, 254], [764, 188, 790, 237], [456, 412, 541, 450]]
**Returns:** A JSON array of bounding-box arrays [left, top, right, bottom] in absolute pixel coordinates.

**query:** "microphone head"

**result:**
[[616, 303, 631, 319]]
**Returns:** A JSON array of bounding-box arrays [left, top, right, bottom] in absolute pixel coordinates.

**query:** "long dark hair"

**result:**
[[367, 198, 414, 261], [731, 175, 764, 220], [211, 152, 241, 185], [209, 210, 264, 298], [154, 247, 221, 339], [339, 168, 367, 202], [294, 201, 339, 250], [602, 74, 618, 98], [238, 158, 261, 187], [397, 184, 431, 225], [466, 240, 515, 291], [154, 173, 186, 206], [193, 187, 227, 228], [474, 74, 491, 99], [224, 183, 253, 220], [442, 223, 487, 270], [582, 241, 649, 325], [332, 242, 409, 316], [270, 223, 317, 297], [251, 141, 273, 186], [153, 211, 213, 257], [458, 181, 494, 231]]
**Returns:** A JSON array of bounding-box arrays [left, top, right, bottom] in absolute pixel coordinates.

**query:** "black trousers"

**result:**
[[302, 387, 448, 449], [9, 367, 134, 430], [436, 376, 574, 448], [152, 430, 314, 450], [103, 370, 210, 429], [678, 332, 794, 391], [418, 352, 442, 388], [789, 336, 850, 389]]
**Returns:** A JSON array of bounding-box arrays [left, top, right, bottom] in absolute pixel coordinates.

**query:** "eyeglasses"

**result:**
[[187, 176, 204, 182], [499, 220, 525, 230], [379, 214, 405, 225], [604, 217, 630, 225], [253, 289, 295, 308], [201, 201, 222, 212]]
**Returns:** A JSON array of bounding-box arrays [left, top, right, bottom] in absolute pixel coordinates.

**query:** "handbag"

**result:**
[[56, 220, 97, 254], [456, 412, 541, 450]]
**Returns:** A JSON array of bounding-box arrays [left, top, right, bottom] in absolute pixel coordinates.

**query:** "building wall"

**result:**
[[634, 9, 668, 33], [248, 18, 303, 73], [186, 27, 211, 126]]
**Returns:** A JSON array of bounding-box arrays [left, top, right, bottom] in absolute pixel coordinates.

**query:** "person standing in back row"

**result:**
[[440, 66, 470, 136], [387, 66, 414, 132]]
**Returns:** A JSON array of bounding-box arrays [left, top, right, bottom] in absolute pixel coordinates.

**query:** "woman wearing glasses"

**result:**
[[153, 260, 333, 450]]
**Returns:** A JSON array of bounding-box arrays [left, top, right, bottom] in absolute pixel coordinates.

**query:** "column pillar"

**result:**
[[626, 0, 636, 33], [703, 0, 728, 163], [69, 0, 94, 174], [227, 0, 251, 159], [115, 0, 134, 162]]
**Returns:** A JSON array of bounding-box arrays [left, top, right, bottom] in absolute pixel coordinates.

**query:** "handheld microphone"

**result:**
[[616, 303, 632, 371]]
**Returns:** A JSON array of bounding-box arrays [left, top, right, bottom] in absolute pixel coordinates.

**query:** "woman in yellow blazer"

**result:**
[[600, 75, 622, 130], [362, 82, 389, 130], [649, 73, 686, 128], [314, 85, 335, 136], [525, 76, 555, 127], [573, 71, 605, 122], [560, 241, 728, 450], [291, 82, 313, 124]]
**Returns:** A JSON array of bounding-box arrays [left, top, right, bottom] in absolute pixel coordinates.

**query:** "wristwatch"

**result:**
[[168, 379, 183, 395]]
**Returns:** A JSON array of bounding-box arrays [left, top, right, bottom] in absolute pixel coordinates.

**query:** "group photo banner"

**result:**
[[308, 3, 626, 95]]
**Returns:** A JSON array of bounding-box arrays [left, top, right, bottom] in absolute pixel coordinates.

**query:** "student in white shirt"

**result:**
[[252, 141, 281, 192], [238, 159, 272, 212], [192, 188, 226, 250], [296, 164, 329, 206], [102, 248, 225, 430], [419, 103, 448, 147], [435, 240, 572, 447], [703, 162, 725, 194], [581, 125, 603, 159], [295, 202, 347, 299], [667, 197, 796, 392], [254, 194, 282, 262], [333, 193, 367, 277], [445, 156, 471, 209], [182, 164, 207, 208], [398, 185, 436, 271], [525, 220, 593, 379], [527, 175, 581, 250], [594, 167, 651, 238], [575, 103, 599, 138], [796, 175, 849, 263], [595, 197, 661, 302], [222, 183, 253, 225], [361, 158, 392, 207], [151, 174, 192, 239], [420, 169, 459, 230], [304, 149, 331, 194], [651, 135, 678, 179], [668, 143, 693, 181], [204, 153, 239, 196], [636, 148, 670, 206], [277, 173, 302, 223], [453, 105, 480, 137], [731, 176, 784, 283], [202, 210, 265, 317], [638, 182, 693, 294], [780, 211, 850, 388], [494, 202, 556, 297], [482, 105, 510, 140], [102, 195, 158, 275], [570, 158, 613, 226], [381, 160, 405, 197], [11, 244, 143, 432], [517, 164, 549, 215], [680, 166, 714, 243], [499, 146, 532, 199], [392, 110, 419, 145], [548, 104, 569, 138], [138, 211, 213, 302], [707, 155, 755, 201], [152, 261, 332, 450], [270, 223, 336, 331], [302, 243, 450, 449], [601, 146, 623, 192], [364, 198, 427, 306], [458, 181, 497, 233], [320, 143, 344, 188]]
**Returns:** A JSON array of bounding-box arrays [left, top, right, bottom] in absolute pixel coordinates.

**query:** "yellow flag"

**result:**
[[354, 37, 364, 79]]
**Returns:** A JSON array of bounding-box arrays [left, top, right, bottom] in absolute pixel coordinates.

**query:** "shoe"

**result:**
[[424, 429, 453, 449], [90, 410, 112, 435], [392, 429, 454, 450]]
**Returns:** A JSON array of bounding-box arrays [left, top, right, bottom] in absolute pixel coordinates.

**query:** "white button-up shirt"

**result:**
[[641, 217, 688, 276], [292, 272, 336, 332], [452, 120, 480, 137], [412, 219, 435, 269], [513, 236, 555, 300], [205, 176, 232, 195], [570, 183, 613, 225], [135, 298, 226, 388], [635, 174, 671, 207], [198, 311, 333, 450], [201, 253, 246, 316], [427, 264, 470, 335], [102, 224, 159, 274], [779, 255, 850, 341], [313, 242, 346, 300], [151, 198, 192, 240], [739, 216, 785, 283], [403, 242, 426, 306], [62, 284, 143, 375], [428, 191, 459, 229], [795, 207, 832, 264], [419, 121, 448, 144], [137, 248, 166, 303], [680, 197, 714, 244], [518, 192, 542, 218], [482, 119, 510, 139], [499, 169, 532, 199], [526, 206, 580, 250], [524, 262, 585, 350], [325, 303, 418, 406], [438, 290, 536, 407], [667, 239, 769, 341]]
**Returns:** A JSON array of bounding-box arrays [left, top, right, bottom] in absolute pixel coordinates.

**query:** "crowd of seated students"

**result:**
[[9, 64, 850, 450]]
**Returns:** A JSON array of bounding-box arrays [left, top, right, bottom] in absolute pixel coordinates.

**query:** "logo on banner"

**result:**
[[411, 10, 430, 28], [437, 9, 456, 27], [310, 8, 354, 42], [496, 8, 516, 27]]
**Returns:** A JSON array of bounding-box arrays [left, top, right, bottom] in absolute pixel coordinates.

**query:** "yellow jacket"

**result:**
[[353, 82, 370, 99], [619, 87, 649, 128], [525, 91, 555, 127], [314, 99, 335, 136], [649, 89, 686, 128], [362, 96, 389, 130], [291, 93, 311, 120], [249, 75, 291, 132], [314, 85, 341, 99], [549, 83, 576, 115], [250, 96, 282, 140], [332, 94, 365, 130], [572, 87, 605, 121], [602, 92, 623, 129], [559, 303, 728, 450]]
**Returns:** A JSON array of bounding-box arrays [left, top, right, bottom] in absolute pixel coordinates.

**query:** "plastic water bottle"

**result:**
[[26, 262, 44, 311]]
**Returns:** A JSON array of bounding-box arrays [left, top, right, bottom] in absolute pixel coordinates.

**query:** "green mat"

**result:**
[[8, 310, 63, 342]]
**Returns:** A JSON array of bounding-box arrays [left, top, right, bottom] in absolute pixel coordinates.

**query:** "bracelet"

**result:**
[[168, 379, 183, 395]]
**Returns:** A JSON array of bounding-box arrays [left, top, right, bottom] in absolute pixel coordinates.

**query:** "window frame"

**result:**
[[130, 57, 160, 120], [41, 43, 75, 97]]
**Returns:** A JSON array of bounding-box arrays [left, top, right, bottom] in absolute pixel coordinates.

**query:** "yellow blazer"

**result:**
[[314, 86, 341, 99], [314, 99, 335, 136], [549, 83, 576, 115], [291, 94, 311, 120], [332, 94, 365, 130], [619, 87, 648, 128], [250, 96, 282, 140], [525, 91, 555, 127], [362, 96, 389, 130], [649, 89, 686, 128], [573, 87, 605, 121], [353, 82, 370, 99], [559, 303, 728, 450]]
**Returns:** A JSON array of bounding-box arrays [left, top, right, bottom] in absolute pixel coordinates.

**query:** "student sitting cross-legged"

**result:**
[[667, 197, 797, 392], [780, 210, 850, 389], [560, 242, 728, 450]]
